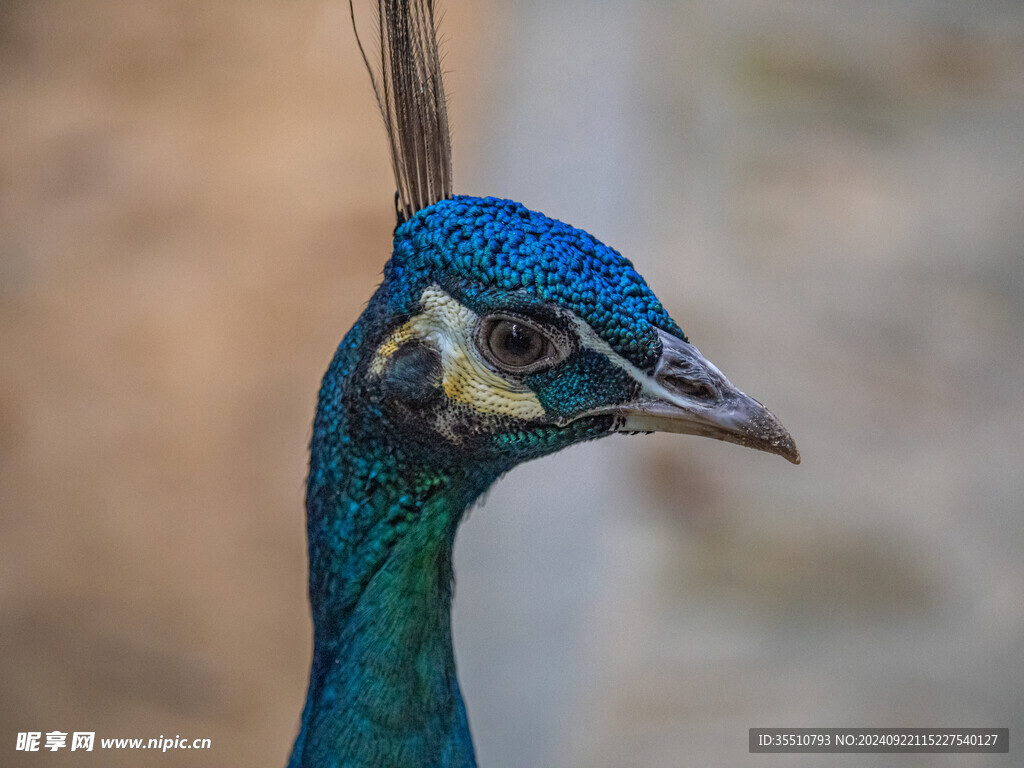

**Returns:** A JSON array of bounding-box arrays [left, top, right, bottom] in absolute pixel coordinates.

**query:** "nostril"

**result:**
[[665, 375, 715, 400], [690, 382, 716, 400]]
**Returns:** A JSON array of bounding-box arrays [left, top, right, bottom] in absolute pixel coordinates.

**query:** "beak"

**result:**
[[610, 329, 800, 464]]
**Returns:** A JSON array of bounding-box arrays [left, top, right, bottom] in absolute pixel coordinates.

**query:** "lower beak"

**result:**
[[610, 330, 800, 464]]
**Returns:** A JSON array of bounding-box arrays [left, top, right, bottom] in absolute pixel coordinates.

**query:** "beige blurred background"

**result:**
[[2, 1, 1022, 766]]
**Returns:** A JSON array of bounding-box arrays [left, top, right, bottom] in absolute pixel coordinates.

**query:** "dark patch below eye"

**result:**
[[379, 342, 443, 406]]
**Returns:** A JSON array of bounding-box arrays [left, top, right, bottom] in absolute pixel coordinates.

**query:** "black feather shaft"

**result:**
[[350, 0, 453, 221]]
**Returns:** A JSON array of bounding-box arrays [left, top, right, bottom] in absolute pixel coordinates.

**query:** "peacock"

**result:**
[[288, 2, 799, 766]]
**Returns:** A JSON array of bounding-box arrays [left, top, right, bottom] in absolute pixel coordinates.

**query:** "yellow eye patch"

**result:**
[[370, 286, 546, 420]]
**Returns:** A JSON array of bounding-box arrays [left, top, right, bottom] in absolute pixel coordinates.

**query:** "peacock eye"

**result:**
[[478, 316, 561, 373]]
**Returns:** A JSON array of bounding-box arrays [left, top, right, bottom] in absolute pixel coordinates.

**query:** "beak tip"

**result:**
[[766, 425, 800, 465], [755, 431, 800, 464], [767, 427, 801, 464], [739, 400, 800, 465]]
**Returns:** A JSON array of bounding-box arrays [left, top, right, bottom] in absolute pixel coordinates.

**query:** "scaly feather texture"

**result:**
[[287, 5, 798, 767], [288, 199, 668, 768]]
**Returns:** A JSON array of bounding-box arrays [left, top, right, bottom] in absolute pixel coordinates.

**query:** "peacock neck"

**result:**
[[289, 316, 495, 768]]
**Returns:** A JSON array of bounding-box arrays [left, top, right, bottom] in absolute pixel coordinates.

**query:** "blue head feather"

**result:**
[[291, 196, 689, 768], [389, 196, 686, 369], [292, 181, 800, 768]]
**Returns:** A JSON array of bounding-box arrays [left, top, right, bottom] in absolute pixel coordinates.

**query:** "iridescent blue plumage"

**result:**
[[288, 4, 797, 767], [389, 197, 685, 369], [291, 199, 630, 768]]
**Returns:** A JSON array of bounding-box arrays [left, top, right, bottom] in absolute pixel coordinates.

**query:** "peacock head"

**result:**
[[358, 195, 799, 472]]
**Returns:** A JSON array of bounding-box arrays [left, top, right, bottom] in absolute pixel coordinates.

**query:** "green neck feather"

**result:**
[[288, 311, 493, 768]]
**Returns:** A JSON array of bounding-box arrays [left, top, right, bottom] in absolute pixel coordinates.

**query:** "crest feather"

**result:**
[[350, 0, 453, 222]]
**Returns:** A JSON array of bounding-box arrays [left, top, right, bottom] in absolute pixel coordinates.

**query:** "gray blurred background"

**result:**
[[2, 1, 1022, 766]]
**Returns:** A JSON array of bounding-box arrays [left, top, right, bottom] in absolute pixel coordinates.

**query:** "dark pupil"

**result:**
[[492, 321, 543, 366]]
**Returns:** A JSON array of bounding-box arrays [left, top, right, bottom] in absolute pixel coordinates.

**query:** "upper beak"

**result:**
[[610, 329, 800, 464]]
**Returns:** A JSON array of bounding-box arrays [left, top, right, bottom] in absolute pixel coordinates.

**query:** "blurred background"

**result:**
[[2, 1, 1022, 766]]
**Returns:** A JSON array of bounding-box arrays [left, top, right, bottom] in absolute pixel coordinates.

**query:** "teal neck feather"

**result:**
[[288, 195, 672, 766], [288, 305, 495, 768], [285, 191, 798, 765]]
